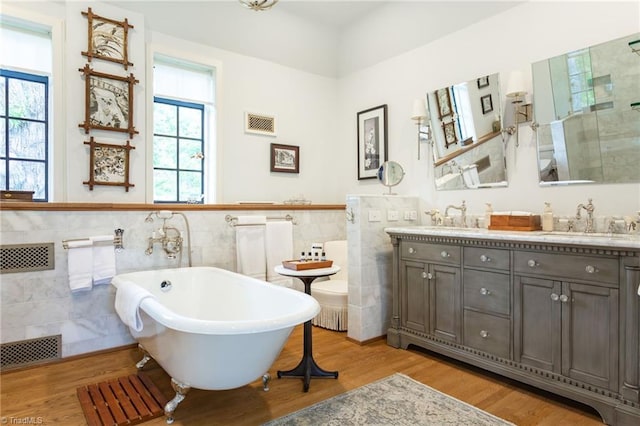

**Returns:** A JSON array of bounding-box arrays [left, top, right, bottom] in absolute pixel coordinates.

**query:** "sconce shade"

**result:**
[[506, 70, 527, 99], [239, 0, 279, 11], [411, 99, 428, 121]]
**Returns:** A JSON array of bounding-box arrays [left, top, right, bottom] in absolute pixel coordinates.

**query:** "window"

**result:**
[[0, 69, 48, 201], [153, 97, 204, 203], [152, 55, 215, 203], [566, 48, 595, 113]]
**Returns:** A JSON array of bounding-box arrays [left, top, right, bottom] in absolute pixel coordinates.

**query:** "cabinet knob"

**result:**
[[480, 287, 491, 296], [585, 265, 597, 274], [408, 247, 416, 254], [422, 271, 428, 279], [480, 254, 491, 263], [480, 330, 489, 338], [527, 259, 538, 268], [559, 294, 569, 303], [441, 251, 450, 258], [550, 293, 559, 301]]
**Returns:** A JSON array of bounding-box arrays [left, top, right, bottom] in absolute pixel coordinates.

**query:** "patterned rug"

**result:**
[[264, 373, 515, 425]]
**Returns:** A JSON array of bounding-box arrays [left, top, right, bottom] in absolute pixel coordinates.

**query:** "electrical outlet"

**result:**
[[403, 211, 412, 220], [368, 210, 382, 222], [387, 210, 399, 221], [408, 210, 418, 220]]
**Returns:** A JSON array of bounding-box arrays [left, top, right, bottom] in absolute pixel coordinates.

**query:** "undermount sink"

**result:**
[[539, 231, 639, 241]]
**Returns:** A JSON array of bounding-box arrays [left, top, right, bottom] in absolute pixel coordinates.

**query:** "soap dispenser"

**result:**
[[542, 202, 554, 231], [485, 203, 493, 229]]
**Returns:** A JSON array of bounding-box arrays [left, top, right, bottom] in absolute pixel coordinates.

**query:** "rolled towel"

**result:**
[[90, 235, 116, 285], [67, 240, 93, 293], [114, 281, 154, 332]]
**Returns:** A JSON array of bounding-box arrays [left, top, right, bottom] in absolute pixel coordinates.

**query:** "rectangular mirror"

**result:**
[[532, 33, 640, 185], [426, 73, 508, 191]]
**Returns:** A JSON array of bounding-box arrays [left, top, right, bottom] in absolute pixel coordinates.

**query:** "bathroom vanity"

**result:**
[[385, 227, 640, 425]]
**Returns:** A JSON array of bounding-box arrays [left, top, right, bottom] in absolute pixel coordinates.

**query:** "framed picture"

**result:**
[[357, 104, 388, 180], [81, 8, 134, 69], [270, 143, 299, 173], [443, 121, 458, 148], [435, 88, 452, 119], [83, 137, 135, 191], [481, 94, 493, 114], [477, 75, 489, 89], [78, 65, 139, 138]]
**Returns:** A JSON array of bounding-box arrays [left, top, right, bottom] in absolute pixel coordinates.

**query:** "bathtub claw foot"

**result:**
[[136, 346, 152, 370], [262, 373, 271, 391], [164, 378, 190, 424]]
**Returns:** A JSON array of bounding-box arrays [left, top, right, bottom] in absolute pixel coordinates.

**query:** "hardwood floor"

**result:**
[[1, 325, 603, 425]]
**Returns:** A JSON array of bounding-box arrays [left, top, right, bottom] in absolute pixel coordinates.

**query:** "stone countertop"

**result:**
[[385, 226, 640, 250]]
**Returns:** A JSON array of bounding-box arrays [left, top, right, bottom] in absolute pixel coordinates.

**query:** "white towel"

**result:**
[[90, 235, 116, 285], [67, 240, 93, 293], [114, 281, 154, 332], [265, 221, 294, 288], [235, 216, 267, 280]]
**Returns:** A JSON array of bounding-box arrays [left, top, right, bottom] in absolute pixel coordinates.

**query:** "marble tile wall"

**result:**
[[0, 208, 346, 357], [346, 195, 421, 342]]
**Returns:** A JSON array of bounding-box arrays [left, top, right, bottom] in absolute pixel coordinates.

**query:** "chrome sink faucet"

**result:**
[[445, 200, 467, 228], [576, 198, 595, 233]]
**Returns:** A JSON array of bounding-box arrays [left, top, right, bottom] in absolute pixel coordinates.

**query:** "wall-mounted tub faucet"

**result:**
[[144, 211, 193, 266]]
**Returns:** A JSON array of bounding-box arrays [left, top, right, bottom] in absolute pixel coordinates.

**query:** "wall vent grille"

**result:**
[[1, 335, 62, 371], [245, 112, 276, 136], [0, 242, 55, 274]]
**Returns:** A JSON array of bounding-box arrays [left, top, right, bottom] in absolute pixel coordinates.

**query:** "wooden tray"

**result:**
[[1, 190, 34, 202], [488, 214, 541, 231], [282, 260, 333, 270]]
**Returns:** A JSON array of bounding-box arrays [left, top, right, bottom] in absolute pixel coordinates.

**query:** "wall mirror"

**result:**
[[426, 73, 508, 191], [532, 33, 640, 186]]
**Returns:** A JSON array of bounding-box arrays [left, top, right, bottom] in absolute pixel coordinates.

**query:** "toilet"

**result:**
[[310, 240, 348, 331]]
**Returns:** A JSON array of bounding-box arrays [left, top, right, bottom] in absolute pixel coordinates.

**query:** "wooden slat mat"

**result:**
[[77, 372, 169, 426]]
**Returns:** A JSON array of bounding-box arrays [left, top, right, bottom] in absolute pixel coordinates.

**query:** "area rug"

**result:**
[[77, 372, 168, 426], [264, 373, 515, 425]]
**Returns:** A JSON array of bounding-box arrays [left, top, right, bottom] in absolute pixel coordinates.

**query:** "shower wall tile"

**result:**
[[0, 208, 345, 357]]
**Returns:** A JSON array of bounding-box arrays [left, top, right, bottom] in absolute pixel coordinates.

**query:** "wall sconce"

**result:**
[[239, 0, 279, 11], [411, 99, 429, 160], [503, 71, 534, 147]]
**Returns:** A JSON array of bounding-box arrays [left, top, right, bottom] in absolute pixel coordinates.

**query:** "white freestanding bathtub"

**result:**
[[111, 266, 319, 423]]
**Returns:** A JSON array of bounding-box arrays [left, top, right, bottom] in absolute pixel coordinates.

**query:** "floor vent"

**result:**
[[0, 242, 55, 274], [245, 112, 276, 136], [1, 335, 62, 371]]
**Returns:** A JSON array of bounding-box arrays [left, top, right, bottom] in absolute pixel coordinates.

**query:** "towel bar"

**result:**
[[225, 214, 296, 227], [62, 228, 124, 250]]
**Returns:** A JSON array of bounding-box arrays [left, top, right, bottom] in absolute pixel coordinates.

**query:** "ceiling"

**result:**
[[108, 1, 521, 77]]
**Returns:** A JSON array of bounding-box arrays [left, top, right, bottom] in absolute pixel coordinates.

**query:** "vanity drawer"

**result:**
[[514, 251, 618, 284], [464, 247, 510, 270], [401, 241, 461, 265], [464, 270, 510, 315], [464, 310, 510, 359]]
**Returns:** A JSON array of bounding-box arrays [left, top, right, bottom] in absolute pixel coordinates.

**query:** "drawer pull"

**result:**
[[585, 265, 597, 274], [480, 330, 489, 338], [527, 259, 538, 268], [441, 251, 450, 258], [480, 287, 491, 296], [408, 247, 416, 254], [550, 293, 559, 301], [559, 294, 569, 303], [480, 254, 491, 263]]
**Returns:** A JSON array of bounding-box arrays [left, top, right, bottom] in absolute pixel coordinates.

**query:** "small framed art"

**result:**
[[443, 121, 458, 148], [477, 75, 489, 88], [78, 65, 139, 138], [271, 143, 299, 173], [481, 94, 493, 114], [81, 7, 134, 69], [357, 104, 388, 180], [435, 88, 452, 119], [83, 137, 135, 191]]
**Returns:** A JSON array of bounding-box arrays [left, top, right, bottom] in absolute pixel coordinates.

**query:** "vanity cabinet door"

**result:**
[[515, 275, 619, 391], [429, 264, 461, 343], [400, 260, 428, 333]]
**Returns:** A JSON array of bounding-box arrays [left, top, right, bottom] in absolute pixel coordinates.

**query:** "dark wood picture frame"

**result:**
[[443, 121, 458, 148], [435, 88, 453, 119], [81, 7, 134, 69], [481, 94, 493, 114], [83, 137, 135, 191], [78, 65, 139, 138], [357, 104, 388, 180], [270, 143, 299, 173], [477, 75, 490, 88]]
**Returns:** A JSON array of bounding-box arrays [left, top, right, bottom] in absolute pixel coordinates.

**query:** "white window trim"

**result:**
[[146, 42, 223, 204]]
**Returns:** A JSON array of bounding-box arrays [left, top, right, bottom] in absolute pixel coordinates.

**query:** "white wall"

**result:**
[[339, 1, 640, 220]]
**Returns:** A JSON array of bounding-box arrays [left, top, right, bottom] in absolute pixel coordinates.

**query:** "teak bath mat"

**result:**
[[77, 372, 168, 426]]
